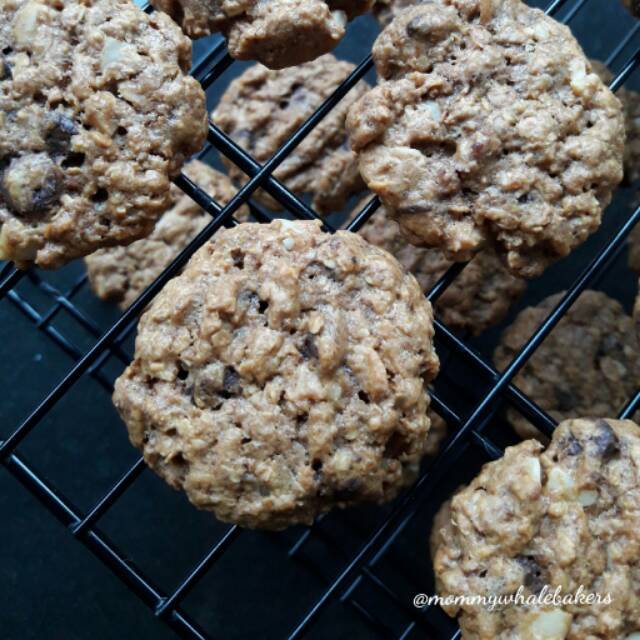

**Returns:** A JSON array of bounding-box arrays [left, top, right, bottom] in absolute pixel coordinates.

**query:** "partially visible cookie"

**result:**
[[494, 291, 640, 441], [432, 417, 640, 639], [85, 161, 247, 310], [591, 59, 640, 185], [624, 0, 640, 17], [347, 0, 625, 278], [351, 199, 526, 335], [113, 219, 440, 529], [0, 0, 207, 269], [152, 0, 373, 69], [425, 411, 448, 458], [212, 56, 367, 215]]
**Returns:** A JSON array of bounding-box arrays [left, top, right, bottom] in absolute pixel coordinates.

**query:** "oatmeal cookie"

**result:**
[[351, 199, 526, 334], [113, 219, 440, 529], [432, 417, 640, 639], [494, 291, 640, 441], [0, 0, 207, 269], [211, 56, 367, 215], [152, 0, 373, 69], [85, 161, 248, 310], [591, 59, 640, 185], [347, 0, 625, 278]]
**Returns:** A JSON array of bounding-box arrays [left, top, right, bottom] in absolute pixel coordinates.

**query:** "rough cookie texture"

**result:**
[[591, 60, 640, 185], [351, 198, 526, 334], [85, 161, 248, 310], [0, 0, 207, 269], [152, 0, 373, 69], [113, 220, 440, 529], [494, 291, 640, 441], [432, 417, 640, 639], [212, 56, 367, 215], [372, 0, 425, 27], [425, 411, 447, 457], [347, 0, 625, 278]]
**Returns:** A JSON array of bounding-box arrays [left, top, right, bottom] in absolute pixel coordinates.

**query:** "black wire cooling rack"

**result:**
[[2, 1, 640, 638]]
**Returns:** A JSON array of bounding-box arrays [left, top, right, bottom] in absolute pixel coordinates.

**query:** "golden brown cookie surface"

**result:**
[[352, 199, 526, 335], [494, 291, 640, 441], [152, 0, 373, 69], [0, 0, 207, 268], [433, 417, 640, 639], [113, 220, 440, 529], [347, 0, 625, 278], [212, 56, 367, 215], [85, 161, 248, 310]]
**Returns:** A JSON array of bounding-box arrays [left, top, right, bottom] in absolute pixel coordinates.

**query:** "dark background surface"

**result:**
[[2, 1, 639, 639]]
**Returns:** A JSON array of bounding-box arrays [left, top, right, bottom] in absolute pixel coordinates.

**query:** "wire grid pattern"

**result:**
[[1, 1, 640, 638]]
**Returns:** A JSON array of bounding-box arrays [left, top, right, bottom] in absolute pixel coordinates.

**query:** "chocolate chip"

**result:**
[[230, 248, 244, 269], [45, 112, 78, 157], [561, 431, 583, 456], [299, 334, 318, 360], [91, 188, 108, 203], [222, 366, 242, 396], [61, 152, 85, 168], [597, 334, 624, 359], [2, 153, 62, 215], [515, 555, 546, 594], [1, 56, 12, 80], [592, 420, 619, 460], [384, 431, 409, 458]]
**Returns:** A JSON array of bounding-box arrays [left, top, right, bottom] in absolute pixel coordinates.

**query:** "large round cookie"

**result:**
[[347, 0, 625, 278], [113, 220, 440, 529], [494, 291, 640, 441], [0, 0, 207, 269], [352, 199, 526, 335], [432, 417, 640, 639], [85, 161, 248, 310], [152, 0, 373, 69], [211, 56, 367, 215]]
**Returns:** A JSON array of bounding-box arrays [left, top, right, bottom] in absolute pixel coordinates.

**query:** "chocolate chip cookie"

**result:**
[[113, 219, 440, 529], [432, 417, 640, 639], [152, 0, 373, 69], [494, 291, 640, 441], [347, 0, 625, 278], [211, 56, 367, 215], [352, 198, 526, 335], [0, 0, 207, 269], [85, 161, 248, 310]]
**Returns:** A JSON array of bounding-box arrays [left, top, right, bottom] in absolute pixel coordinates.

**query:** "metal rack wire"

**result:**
[[2, 0, 640, 638]]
